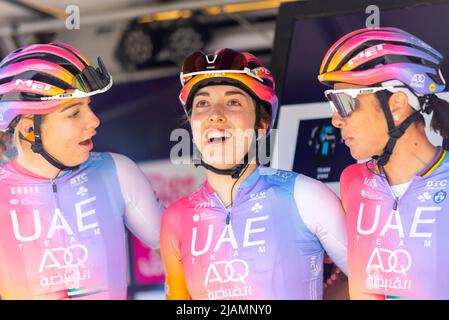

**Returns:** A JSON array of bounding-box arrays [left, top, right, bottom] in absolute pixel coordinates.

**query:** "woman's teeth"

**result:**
[[206, 131, 232, 143]]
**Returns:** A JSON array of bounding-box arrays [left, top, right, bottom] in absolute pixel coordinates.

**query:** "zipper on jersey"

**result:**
[[51, 178, 57, 193], [378, 176, 416, 298], [51, 170, 62, 193], [49, 175, 68, 256], [384, 176, 416, 212], [50, 179, 63, 210], [212, 193, 233, 225]]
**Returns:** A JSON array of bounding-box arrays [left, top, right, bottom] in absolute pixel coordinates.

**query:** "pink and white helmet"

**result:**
[[0, 42, 112, 131], [318, 27, 446, 97]]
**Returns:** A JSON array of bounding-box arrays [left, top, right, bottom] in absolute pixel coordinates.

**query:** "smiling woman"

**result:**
[[0, 42, 163, 300], [160, 48, 349, 300], [190, 85, 263, 168]]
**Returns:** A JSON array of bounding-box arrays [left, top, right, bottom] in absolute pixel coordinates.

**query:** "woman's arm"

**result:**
[[160, 206, 191, 300], [111, 153, 163, 249], [294, 174, 348, 274]]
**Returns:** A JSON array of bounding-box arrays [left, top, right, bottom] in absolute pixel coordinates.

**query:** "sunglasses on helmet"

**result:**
[[40, 56, 112, 101], [180, 48, 266, 86]]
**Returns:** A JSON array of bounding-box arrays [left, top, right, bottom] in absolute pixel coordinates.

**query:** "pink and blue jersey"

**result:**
[[341, 147, 449, 299], [161, 166, 347, 300], [0, 152, 162, 299]]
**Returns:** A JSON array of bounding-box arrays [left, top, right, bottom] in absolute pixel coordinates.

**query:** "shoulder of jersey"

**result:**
[[0, 162, 28, 183], [341, 162, 367, 179], [87, 151, 107, 163], [164, 183, 205, 215], [79, 152, 110, 170], [260, 167, 298, 190], [0, 165, 12, 182]]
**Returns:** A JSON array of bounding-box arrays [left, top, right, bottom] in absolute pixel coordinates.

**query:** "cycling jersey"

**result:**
[[161, 166, 347, 300], [0, 152, 162, 300], [341, 147, 449, 299]]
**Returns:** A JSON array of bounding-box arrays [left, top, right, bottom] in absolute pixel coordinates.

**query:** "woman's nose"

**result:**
[[208, 104, 226, 123], [87, 109, 101, 129], [331, 112, 346, 128]]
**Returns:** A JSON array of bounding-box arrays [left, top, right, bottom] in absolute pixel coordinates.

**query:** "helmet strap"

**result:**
[[194, 156, 250, 179], [373, 91, 419, 166], [418, 95, 432, 114], [24, 115, 80, 171]]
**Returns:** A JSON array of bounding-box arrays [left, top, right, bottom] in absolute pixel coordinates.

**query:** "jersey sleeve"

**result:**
[[293, 174, 348, 275], [110, 153, 163, 249], [160, 203, 191, 299]]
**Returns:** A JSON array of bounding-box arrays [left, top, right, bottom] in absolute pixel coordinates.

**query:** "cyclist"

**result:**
[[318, 27, 449, 299], [160, 48, 348, 300], [0, 42, 162, 299]]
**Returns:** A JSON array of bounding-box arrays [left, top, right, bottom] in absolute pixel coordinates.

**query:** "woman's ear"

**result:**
[[389, 91, 409, 125], [16, 117, 35, 141]]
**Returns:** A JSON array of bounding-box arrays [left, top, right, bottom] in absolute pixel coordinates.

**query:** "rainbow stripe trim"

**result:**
[[376, 147, 446, 177], [418, 147, 446, 177]]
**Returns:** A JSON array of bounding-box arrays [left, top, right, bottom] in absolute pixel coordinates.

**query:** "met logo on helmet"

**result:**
[[14, 79, 51, 92], [347, 44, 384, 67]]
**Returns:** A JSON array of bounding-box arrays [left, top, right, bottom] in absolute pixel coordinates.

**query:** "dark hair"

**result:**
[[257, 103, 271, 129], [429, 94, 449, 138], [0, 131, 8, 156]]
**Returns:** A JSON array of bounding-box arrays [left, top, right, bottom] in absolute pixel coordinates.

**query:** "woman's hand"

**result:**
[[323, 256, 349, 300]]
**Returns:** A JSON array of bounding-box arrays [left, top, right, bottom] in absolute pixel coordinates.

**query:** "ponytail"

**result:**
[[429, 94, 449, 139]]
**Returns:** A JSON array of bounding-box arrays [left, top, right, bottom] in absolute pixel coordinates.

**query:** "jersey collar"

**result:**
[[204, 165, 262, 194], [417, 146, 446, 177], [376, 146, 447, 177], [9, 159, 73, 180]]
